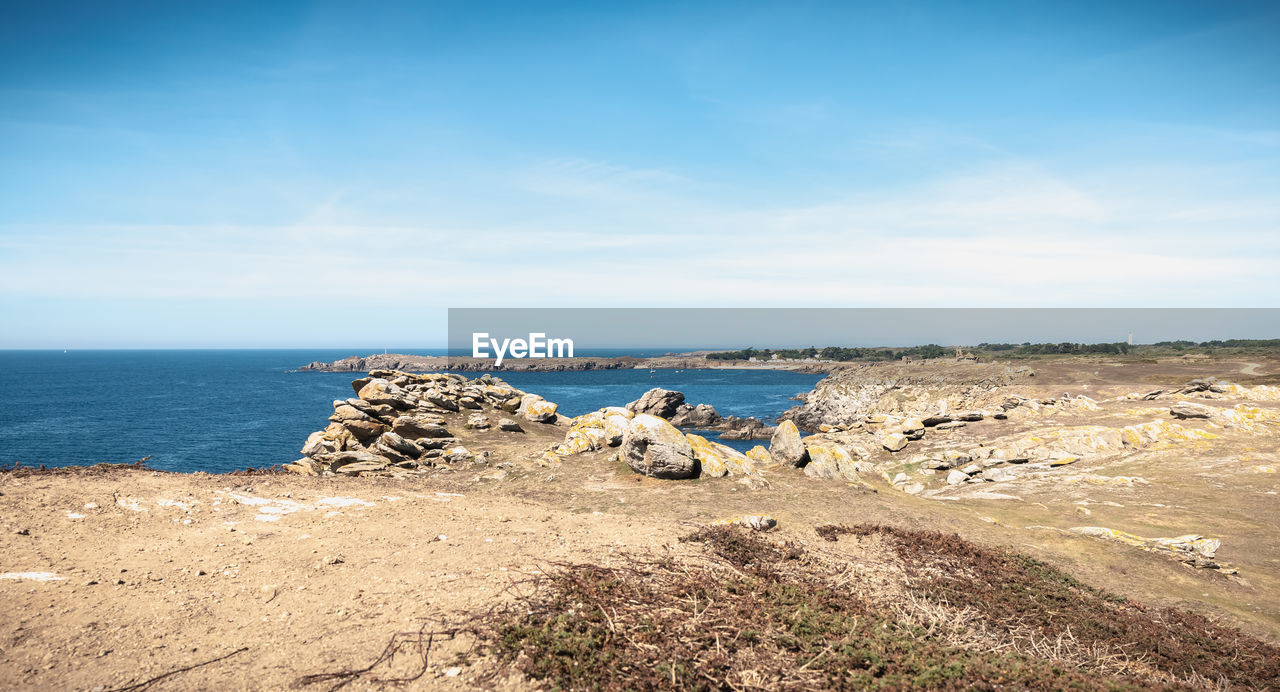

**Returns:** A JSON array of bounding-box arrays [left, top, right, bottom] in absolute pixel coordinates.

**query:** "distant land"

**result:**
[[297, 340, 1280, 374]]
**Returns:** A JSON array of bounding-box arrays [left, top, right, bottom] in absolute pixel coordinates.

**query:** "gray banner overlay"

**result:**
[[448, 308, 1280, 356]]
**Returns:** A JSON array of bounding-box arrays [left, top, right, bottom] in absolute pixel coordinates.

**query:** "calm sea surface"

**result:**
[[0, 350, 822, 473]]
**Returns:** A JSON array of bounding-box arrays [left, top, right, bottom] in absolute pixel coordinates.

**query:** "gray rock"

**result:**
[[423, 389, 460, 412], [769, 420, 810, 468], [466, 413, 491, 430], [377, 431, 422, 458], [1170, 402, 1213, 419], [626, 388, 686, 419], [621, 414, 698, 479], [669, 403, 723, 427], [497, 417, 524, 432], [981, 467, 1014, 482], [947, 469, 969, 485]]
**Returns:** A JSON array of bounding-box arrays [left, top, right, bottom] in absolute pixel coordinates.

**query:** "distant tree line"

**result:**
[[706, 344, 949, 362], [977, 342, 1130, 355], [707, 338, 1280, 362]]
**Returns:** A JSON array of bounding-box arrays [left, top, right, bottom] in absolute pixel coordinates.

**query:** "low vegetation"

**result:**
[[472, 525, 1280, 690]]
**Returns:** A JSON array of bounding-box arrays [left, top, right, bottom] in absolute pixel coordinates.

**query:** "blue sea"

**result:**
[[0, 350, 823, 473]]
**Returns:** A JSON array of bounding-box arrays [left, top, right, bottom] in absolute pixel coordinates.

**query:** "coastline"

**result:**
[[295, 352, 838, 374]]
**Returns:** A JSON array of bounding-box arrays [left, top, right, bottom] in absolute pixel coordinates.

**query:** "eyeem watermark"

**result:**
[[472, 332, 574, 366]]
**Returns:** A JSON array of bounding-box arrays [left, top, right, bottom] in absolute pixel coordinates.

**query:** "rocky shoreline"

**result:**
[[287, 358, 1280, 584], [296, 352, 833, 373]]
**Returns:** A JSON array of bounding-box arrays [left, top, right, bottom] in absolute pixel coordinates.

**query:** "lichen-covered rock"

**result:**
[[621, 414, 697, 479], [603, 414, 630, 446], [802, 442, 857, 481], [521, 396, 559, 423], [745, 445, 773, 466], [686, 434, 758, 478], [769, 420, 809, 467], [466, 413, 491, 430], [880, 432, 908, 452]]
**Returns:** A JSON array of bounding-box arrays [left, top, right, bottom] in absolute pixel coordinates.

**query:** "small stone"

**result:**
[[947, 469, 969, 485], [497, 418, 523, 432], [881, 432, 908, 452]]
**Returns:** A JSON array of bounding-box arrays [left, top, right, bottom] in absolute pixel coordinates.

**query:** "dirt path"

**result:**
[[1241, 361, 1263, 375]]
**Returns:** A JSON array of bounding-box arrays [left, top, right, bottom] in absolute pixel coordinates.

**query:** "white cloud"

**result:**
[[1, 160, 1275, 316]]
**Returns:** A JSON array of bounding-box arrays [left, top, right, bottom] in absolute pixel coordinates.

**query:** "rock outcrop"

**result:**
[[669, 403, 723, 427], [287, 371, 542, 477], [783, 361, 1032, 430], [717, 417, 776, 440]]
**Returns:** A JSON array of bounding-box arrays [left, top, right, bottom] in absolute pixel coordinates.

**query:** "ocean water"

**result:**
[[0, 350, 823, 473]]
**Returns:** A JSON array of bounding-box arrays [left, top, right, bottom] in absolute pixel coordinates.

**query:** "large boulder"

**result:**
[[524, 399, 559, 423], [686, 433, 758, 478], [802, 442, 857, 480], [517, 394, 559, 423], [626, 388, 686, 419], [621, 414, 698, 479], [669, 403, 723, 427], [769, 420, 810, 467], [356, 379, 416, 409]]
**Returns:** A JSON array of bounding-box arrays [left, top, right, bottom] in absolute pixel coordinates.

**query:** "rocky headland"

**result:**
[[5, 356, 1280, 690]]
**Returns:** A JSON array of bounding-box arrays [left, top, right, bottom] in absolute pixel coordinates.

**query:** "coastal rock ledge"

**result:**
[[289, 370, 554, 476]]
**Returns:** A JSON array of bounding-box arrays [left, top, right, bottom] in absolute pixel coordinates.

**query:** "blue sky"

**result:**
[[1, 0, 1278, 347]]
